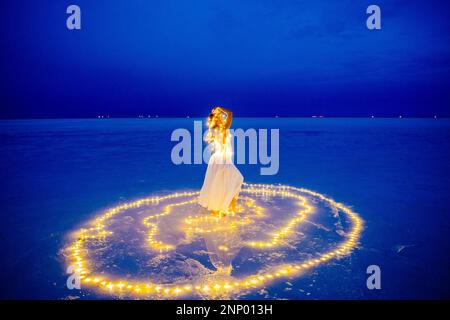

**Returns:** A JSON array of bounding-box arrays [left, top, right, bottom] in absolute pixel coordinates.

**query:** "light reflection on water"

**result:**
[[65, 184, 361, 299]]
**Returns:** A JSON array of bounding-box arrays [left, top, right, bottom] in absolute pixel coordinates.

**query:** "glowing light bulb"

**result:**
[[64, 183, 362, 298]]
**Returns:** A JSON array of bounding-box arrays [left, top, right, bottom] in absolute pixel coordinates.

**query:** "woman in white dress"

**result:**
[[198, 106, 244, 213]]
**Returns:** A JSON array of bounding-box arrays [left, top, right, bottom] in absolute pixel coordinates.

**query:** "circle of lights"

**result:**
[[65, 183, 363, 297]]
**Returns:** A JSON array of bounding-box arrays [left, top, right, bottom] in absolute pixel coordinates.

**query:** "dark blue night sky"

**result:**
[[1, 0, 449, 118]]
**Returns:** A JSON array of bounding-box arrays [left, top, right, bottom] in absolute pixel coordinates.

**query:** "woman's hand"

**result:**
[[212, 106, 232, 129], [212, 107, 222, 116]]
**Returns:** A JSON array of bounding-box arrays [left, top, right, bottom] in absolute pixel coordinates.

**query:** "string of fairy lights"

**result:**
[[65, 183, 363, 297]]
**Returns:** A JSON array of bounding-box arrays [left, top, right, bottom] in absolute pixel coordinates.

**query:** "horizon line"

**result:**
[[0, 116, 448, 120]]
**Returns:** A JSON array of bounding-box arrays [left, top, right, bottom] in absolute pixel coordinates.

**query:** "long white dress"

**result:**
[[198, 129, 244, 211]]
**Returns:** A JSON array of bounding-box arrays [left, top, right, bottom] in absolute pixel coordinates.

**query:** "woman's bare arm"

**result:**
[[215, 106, 233, 129]]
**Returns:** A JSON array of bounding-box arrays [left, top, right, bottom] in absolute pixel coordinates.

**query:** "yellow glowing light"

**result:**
[[65, 183, 363, 298]]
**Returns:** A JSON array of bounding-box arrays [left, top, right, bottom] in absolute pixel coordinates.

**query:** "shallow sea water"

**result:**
[[0, 118, 449, 299]]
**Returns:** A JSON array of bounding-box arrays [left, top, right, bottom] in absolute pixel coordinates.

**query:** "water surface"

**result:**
[[0, 118, 449, 299]]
